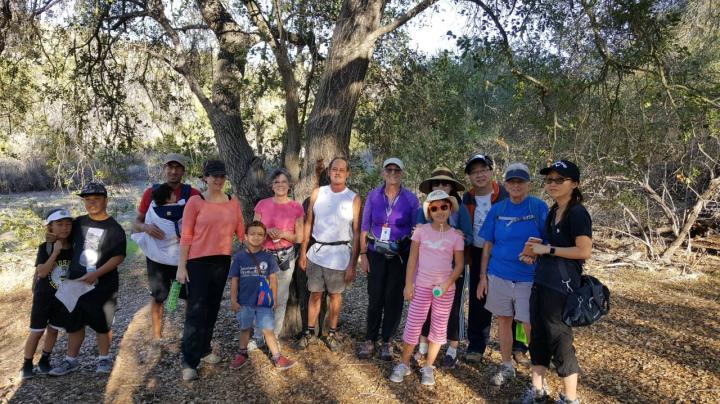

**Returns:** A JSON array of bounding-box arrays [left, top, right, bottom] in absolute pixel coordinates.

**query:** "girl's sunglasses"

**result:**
[[429, 204, 450, 213], [431, 180, 452, 187], [544, 177, 572, 185]]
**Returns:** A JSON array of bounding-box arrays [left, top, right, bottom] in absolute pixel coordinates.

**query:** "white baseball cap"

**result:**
[[382, 157, 404, 170]]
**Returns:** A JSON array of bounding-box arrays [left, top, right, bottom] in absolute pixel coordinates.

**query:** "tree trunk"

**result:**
[[661, 176, 720, 260], [296, 0, 385, 199]]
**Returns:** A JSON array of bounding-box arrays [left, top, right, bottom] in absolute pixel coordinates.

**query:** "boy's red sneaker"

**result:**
[[273, 355, 296, 371], [230, 353, 248, 369]]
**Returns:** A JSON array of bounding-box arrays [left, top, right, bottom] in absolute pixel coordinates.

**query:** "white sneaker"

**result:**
[[491, 363, 516, 386], [420, 366, 436, 386], [389, 363, 412, 383], [200, 352, 221, 364], [182, 368, 198, 381]]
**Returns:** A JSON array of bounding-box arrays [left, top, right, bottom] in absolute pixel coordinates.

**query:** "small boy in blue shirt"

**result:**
[[229, 221, 296, 370]]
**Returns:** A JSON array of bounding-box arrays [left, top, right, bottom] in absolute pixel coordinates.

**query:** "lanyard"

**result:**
[[383, 188, 401, 225]]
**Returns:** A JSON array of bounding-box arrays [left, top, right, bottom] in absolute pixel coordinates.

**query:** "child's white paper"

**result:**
[[55, 280, 95, 312]]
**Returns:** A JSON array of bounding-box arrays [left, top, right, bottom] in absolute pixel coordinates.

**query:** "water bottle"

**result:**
[[166, 280, 182, 312], [432, 286, 443, 297]]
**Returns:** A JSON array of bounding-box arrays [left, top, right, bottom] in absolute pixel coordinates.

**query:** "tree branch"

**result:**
[[367, 0, 438, 43]]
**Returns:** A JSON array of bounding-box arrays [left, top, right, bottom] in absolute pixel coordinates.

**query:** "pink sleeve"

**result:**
[[235, 200, 246, 241], [254, 199, 266, 215], [453, 233, 464, 251], [180, 196, 200, 246], [411, 225, 423, 242], [293, 201, 305, 218]]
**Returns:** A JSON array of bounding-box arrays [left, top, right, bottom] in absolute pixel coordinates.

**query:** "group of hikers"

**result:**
[[22, 152, 593, 404]]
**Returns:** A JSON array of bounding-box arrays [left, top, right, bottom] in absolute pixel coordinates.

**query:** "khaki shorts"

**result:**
[[307, 260, 347, 294], [484, 274, 532, 323]]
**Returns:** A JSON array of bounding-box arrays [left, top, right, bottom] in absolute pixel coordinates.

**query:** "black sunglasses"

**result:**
[[544, 177, 572, 185]]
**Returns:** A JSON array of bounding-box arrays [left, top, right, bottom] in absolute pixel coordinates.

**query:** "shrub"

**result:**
[[0, 158, 53, 194]]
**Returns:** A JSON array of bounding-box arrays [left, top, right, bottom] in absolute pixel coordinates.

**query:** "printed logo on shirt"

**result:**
[[422, 239, 451, 250], [80, 227, 105, 269], [50, 259, 70, 289]]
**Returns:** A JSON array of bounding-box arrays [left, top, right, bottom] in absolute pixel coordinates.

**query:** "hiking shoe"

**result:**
[[491, 363, 516, 386], [201, 352, 221, 364], [298, 332, 317, 349], [513, 350, 531, 367], [420, 366, 436, 386], [96, 357, 113, 374], [465, 350, 483, 363], [379, 343, 393, 361], [182, 367, 198, 381], [36, 355, 52, 375], [324, 333, 341, 352], [556, 393, 580, 404], [21, 362, 34, 379], [441, 354, 458, 369], [389, 363, 411, 383], [49, 359, 80, 376], [273, 355, 297, 371], [230, 353, 248, 370], [516, 386, 550, 403], [356, 340, 375, 359]]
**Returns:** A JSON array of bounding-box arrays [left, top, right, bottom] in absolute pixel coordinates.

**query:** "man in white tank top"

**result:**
[[298, 157, 362, 352]]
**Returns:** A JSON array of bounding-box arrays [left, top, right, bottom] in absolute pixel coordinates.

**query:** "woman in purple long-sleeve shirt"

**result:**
[[357, 157, 420, 361]]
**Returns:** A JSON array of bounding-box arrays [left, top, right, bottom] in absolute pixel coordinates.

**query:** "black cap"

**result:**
[[203, 159, 227, 177], [539, 160, 580, 181], [77, 182, 108, 197], [464, 154, 494, 173]]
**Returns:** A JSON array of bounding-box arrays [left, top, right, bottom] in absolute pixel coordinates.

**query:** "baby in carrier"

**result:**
[[131, 183, 185, 265]]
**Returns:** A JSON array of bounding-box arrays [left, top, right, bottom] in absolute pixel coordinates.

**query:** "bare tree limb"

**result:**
[[366, 0, 438, 44]]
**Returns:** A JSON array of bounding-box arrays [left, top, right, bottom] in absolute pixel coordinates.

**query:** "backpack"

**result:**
[[151, 183, 191, 237]]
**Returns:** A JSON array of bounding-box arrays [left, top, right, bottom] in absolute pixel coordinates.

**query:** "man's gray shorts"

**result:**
[[484, 274, 532, 323], [307, 260, 347, 294]]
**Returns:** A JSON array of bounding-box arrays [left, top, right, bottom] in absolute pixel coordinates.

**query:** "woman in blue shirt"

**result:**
[[477, 163, 548, 386]]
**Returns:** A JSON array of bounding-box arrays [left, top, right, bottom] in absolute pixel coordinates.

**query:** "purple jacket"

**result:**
[[361, 185, 419, 251]]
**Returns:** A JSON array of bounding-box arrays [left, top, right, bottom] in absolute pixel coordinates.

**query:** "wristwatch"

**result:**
[[549, 246, 556, 255]]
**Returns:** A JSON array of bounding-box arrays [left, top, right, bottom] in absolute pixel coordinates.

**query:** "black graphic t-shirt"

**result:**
[[34, 243, 72, 294], [68, 215, 127, 295]]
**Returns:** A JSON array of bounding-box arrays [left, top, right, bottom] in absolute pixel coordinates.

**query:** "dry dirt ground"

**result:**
[[0, 187, 718, 403]]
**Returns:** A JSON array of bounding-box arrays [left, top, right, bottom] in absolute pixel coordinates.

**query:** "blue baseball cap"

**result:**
[[504, 163, 531, 182]]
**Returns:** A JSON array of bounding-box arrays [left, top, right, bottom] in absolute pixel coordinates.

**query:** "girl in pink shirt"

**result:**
[[390, 190, 465, 386]]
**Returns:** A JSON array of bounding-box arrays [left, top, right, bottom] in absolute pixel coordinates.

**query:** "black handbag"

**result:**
[[559, 266, 610, 327]]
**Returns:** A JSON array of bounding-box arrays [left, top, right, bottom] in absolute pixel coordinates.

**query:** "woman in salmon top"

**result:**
[[176, 160, 245, 381]]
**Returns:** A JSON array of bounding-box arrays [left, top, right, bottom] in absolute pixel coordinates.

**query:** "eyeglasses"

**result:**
[[384, 168, 402, 174], [429, 204, 450, 213], [544, 177, 572, 185]]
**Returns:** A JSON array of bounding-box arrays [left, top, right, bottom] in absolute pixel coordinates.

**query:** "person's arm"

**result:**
[[345, 194, 362, 283], [269, 273, 278, 309], [290, 216, 304, 244], [441, 249, 465, 294], [78, 255, 124, 284], [359, 193, 372, 273], [230, 277, 240, 312], [36, 241, 62, 278], [235, 200, 246, 243], [177, 197, 199, 283], [477, 241, 493, 299], [531, 236, 592, 260], [404, 240, 420, 300], [134, 189, 165, 239], [299, 188, 319, 271]]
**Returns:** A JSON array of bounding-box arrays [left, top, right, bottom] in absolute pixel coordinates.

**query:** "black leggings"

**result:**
[[181, 255, 231, 369], [365, 250, 407, 342], [529, 284, 581, 377]]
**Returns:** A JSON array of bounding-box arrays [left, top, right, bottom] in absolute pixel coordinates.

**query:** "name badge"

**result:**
[[380, 225, 391, 242]]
